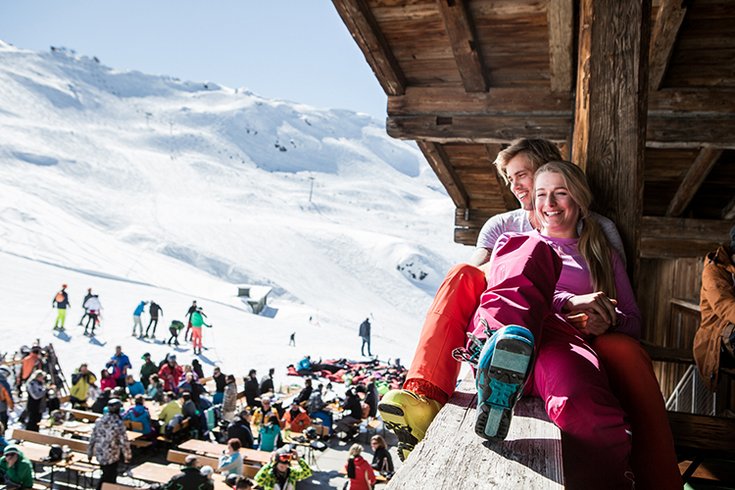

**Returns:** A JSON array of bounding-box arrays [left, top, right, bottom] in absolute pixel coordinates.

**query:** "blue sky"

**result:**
[[0, 1, 388, 120]]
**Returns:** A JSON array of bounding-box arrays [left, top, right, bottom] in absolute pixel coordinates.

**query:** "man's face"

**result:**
[[115, 347, 122, 355], [5, 452, 18, 467], [504, 154, 537, 211]]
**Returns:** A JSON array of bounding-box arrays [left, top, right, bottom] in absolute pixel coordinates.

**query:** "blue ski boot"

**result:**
[[474, 324, 534, 441]]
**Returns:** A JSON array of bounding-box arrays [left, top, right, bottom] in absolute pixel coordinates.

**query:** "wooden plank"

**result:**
[[668, 412, 735, 455], [388, 375, 563, 488], [417, 141, 470, 208], [640, 216, 733, 258], [572, 0, 651, 273], [387, 86, 572, 115], [436, 0, 488, 92], [332, 0, 406, 96], [647, 116, 735, 148], [666, 147, 723, 216], [389, 114, 570, 143], [649, 0, 688, 90], [649, 89, 735, 116], [547, 0, 574, 93]]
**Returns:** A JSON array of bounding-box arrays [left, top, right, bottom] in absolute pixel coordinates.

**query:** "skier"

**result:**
[[190, 307, 211, 355], [359, 318, 372, 356], [184, 300, 201, 342], [289, 332, 296, 347], [83, 294, 103, 336], [132, 301, 147, 338], [78, 288, 93, 326], [168, 320, 185, 346], [145, 301, 164, 339], [52, 284, 70, 331]]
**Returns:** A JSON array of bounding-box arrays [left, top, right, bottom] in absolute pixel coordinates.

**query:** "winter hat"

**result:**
[[200, 465, 213, 477], [107, 399, 123, 414], [32, 369, 46, 380], [141, 353, 151, 360], [3, 444, 21, 456]]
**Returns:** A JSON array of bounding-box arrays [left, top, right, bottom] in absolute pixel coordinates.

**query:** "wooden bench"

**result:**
[[12, 428, 89, 453], [167, 449, 260, 478], [387, 375, 564, 489], [62, 408, 101, 422], [123, 420, 155, 448], [667, 411, 735, 484], [101, 483, 137, 490]]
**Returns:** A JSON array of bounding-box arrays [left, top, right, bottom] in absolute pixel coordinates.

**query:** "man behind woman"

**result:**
[[378, 141, 680, 489]]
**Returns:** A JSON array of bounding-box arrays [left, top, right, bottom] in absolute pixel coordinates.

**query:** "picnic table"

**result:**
[[129, 462, 230, 490], [50, 420, 142, 442], [17, 441, 98, 488], [178, 439, 271, 466]]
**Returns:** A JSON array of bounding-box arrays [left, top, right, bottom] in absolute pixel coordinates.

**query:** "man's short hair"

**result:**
[[494, 138, 563, 184]]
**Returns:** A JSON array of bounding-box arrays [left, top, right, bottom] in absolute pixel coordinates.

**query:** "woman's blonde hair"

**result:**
[[349, 443, 363, 457], [533, 161, 616, 296]]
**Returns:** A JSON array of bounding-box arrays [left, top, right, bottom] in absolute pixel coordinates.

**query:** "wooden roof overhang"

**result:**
[[333, 0, 735, 264]]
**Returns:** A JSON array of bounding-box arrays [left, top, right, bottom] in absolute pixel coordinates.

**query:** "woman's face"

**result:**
[[534, 171, 580, 238]]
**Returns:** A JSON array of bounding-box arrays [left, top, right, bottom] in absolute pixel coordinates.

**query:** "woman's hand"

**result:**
[[564, 292, 617, 327]]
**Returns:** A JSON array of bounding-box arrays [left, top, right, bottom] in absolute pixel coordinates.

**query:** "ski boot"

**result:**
[[474, 325, 534, 441], [378, 389, 442, 461]]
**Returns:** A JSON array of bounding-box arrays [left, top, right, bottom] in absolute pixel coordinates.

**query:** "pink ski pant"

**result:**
[[407, 234, 634, 489]]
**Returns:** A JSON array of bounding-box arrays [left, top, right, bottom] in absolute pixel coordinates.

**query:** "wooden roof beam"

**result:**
[[388, 114, 571, 144], [332, 0, 406, 96], [417, 141, 470, 208], [437, 0, 489, 92], [547, 0, 574, 93], [665, 146, 723, 217], [649, 0, 687, 91], [572, 0, 651, 272]]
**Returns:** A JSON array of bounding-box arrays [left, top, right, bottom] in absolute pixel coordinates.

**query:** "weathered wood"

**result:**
[[640, 216, 733, 258], [547, 0, 574, 93], [647, 116, 735, 148], [417, 141, 469, 208], [572, 0, 651, 273], [649, 0, 688, 90], [666, 147, 723, 217], [332, 0, 406, 96], [388, 114, 570, 143], [668, 411, 735, 455], [388, 375, 563, 489], [649, 89, 735, 116], [436, 0, 488, 92]]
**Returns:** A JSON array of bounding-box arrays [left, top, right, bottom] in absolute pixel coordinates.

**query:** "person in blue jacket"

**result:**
[[132, 301, 147, 337], [122, 395, 154, 437], [126, 375, 145, 398], [106, 346, 132, 388]]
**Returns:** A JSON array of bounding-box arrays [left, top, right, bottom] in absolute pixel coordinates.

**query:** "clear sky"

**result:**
[[0, 0, 388, 120]]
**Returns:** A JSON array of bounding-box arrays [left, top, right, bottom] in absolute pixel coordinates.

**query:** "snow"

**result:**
[[0, 41, 469, 386]]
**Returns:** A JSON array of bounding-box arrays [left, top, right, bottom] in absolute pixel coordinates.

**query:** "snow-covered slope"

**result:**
[[0, 41, 468, 380]]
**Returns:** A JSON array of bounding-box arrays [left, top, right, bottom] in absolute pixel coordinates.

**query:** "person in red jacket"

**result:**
[[345, 443, 376, 490], [280, 402, 311, 433], [158, 355, 184, 393]]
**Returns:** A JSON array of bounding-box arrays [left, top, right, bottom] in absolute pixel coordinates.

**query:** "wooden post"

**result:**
[[572, 0, 651, 273]]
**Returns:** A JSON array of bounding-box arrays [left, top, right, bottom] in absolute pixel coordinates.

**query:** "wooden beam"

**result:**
[[484, 144, 519, 211], [640, 216, 732, 258], [388, 375, 564, 488], [436, 0, 488, 92], [417, 141, 470, 208], [649, 89, 735, 116], [388, 114, 571, 144], [647, 116, 735, 148], [723, 196, 735, 220], [388, 87, 572, 116], [332, 0, 406, 96], [649, 0, 687, 91], [665, 147, 723, 217], [572, 0, 651, 270], [547, 0, 574, 93]]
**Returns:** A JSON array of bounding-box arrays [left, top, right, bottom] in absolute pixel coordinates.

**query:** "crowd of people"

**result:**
[[0, 340, 397, 489]]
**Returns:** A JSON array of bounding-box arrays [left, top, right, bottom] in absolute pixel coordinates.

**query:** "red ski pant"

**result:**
[[191, 327, 203, 351], [408, 234, 637, 489]]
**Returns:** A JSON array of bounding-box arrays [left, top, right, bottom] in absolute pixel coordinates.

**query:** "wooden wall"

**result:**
[[638, 256, 704, 398]]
